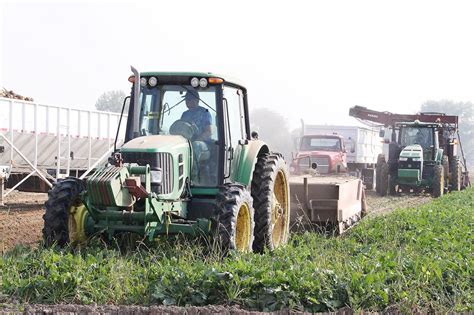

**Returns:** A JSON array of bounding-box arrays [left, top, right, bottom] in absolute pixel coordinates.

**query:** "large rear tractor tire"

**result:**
[[43, 177, 90, 247], [432, 165, 444, 198], [379, 162, 389, 196], [251, 153, 290, 253], [215, 184, 255, 253], [450, 158, 462, 191]]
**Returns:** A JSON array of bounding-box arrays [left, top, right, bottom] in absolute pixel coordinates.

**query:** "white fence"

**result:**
[[0, 97, 127, 203]]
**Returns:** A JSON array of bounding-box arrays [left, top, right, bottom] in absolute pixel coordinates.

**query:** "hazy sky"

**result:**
[[2, 0, 474, 129]]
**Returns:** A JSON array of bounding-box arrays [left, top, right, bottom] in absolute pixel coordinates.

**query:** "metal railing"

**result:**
[[0, 97, 126, 203]]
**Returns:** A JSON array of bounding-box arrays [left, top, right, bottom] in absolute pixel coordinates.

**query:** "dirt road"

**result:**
[[365, 190, 432, 216]]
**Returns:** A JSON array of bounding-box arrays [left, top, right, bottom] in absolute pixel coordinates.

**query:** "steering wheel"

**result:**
[[169, 119, 198, 140]]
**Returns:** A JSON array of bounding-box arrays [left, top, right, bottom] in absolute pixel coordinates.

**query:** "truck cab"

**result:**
[[290, 134, 347, 175]]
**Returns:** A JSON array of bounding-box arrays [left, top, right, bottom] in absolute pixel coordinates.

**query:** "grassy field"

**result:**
[[1, 188, 473, 313]]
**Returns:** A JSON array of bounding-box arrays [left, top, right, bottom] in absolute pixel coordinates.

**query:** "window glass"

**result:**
[[400, 127, 432, 149], [223, 86, 245, 150], [137, 85, 219, 186], [300, 137, 341, 151]]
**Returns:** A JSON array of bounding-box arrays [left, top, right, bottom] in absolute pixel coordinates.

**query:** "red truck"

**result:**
[[290, 134, 348, 175]]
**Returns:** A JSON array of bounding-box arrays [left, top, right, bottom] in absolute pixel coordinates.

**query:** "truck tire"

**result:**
[[389, 179, 397, 196], [450, 158, 462, 191], [215, 184, 255, 252], [251, 153, 290, 253], [375, 154, 385, 194], [432, 165, 444, 198], [43, 177, 88, 247], [379, 162, 389, 196]]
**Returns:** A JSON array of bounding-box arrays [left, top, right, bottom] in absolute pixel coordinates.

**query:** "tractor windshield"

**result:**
[[300, 137, 342, 151], [400, 127, 433, 149], [138, 85, 218, 141], [138, 85, 220, 186]]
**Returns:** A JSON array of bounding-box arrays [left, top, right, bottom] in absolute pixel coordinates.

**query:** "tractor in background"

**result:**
[[349, 106, 470, 197], [43, 68, 290, 253]]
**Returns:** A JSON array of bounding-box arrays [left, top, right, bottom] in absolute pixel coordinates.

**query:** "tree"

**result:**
[[420, 100, 474, 166], [95, 90, 127, 113], [250, 108, 293, 160]]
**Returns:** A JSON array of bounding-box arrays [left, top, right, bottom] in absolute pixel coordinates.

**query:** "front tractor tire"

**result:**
[[432, 165, 444, 198], [251, 153, 290, 253], [43, 177, 89, 247], [215, 184, 255, 253]]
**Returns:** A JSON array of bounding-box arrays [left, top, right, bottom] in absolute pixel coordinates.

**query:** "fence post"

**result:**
[[0, 176, 4, 206]]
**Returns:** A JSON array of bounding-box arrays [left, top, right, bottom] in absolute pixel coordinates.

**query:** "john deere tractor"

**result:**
[[377, 121, 462, 197], [43, 68, 290, 252]]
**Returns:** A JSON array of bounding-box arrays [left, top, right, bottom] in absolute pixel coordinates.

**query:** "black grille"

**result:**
[[399, 158, 421, 170]]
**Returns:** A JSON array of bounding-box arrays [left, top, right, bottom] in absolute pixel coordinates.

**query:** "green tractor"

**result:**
[[43, 68, 290, 252], [377, 120, 464, 197]]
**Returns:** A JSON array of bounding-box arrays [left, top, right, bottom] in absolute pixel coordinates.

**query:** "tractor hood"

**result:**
[[120, 135, 190, 153], [399, 144, 423, 160]]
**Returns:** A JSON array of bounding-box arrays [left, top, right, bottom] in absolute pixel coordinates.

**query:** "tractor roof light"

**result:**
[[199, 78, 208, 88], [140, 77, 147, 87], [190, 77, 199, 87], [148, 76, 158, 87], [208, 77, 224, 84]]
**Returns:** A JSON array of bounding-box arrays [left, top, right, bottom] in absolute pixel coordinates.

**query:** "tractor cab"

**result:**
[[397, 122, 442, 162]]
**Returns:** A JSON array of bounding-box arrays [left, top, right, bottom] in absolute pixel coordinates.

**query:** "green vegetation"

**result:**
[[1, 189, 473, 313]]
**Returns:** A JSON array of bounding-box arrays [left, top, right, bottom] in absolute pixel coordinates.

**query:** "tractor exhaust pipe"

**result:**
[[131, 66, 141, 138]]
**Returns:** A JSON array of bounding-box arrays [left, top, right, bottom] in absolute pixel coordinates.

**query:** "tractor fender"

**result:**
[[231, 140, 269, 187]]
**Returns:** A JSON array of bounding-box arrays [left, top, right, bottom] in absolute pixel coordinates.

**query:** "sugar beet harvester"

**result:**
[[43, 68, 290, 253], [349, 106, 470, 197]]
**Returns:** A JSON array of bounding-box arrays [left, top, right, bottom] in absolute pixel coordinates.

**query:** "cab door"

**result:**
[[222, 85, 248, 181]]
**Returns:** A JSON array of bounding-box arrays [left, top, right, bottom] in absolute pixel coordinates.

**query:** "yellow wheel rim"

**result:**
[[235, 202, 252, 252], [68, 204, 89, 244], [271, 170, 289, 248]]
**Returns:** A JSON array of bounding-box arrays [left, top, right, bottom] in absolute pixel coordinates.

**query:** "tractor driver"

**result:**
[[415, 129, 428, 148], [181, 90, 215, 185], [181, 90, 212, 141]]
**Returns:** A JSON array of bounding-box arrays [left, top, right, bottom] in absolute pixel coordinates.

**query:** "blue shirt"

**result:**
[[181, 106, 212, 139]]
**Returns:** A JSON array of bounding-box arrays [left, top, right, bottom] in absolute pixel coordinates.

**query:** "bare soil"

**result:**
[[0, 191, 47, 253], [0, 303, 359, 315], [364, 190, 432, 216]]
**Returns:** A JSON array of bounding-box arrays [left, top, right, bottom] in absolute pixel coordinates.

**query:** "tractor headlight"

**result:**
[[399, 157, 408, 161], [140, 77, 147, 86], [190, 77, 199, 87], [199, 78, 208, 88], [412, 158, 421, 161], [150, 169, 162, 184], [148, 76, 158, 87]]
